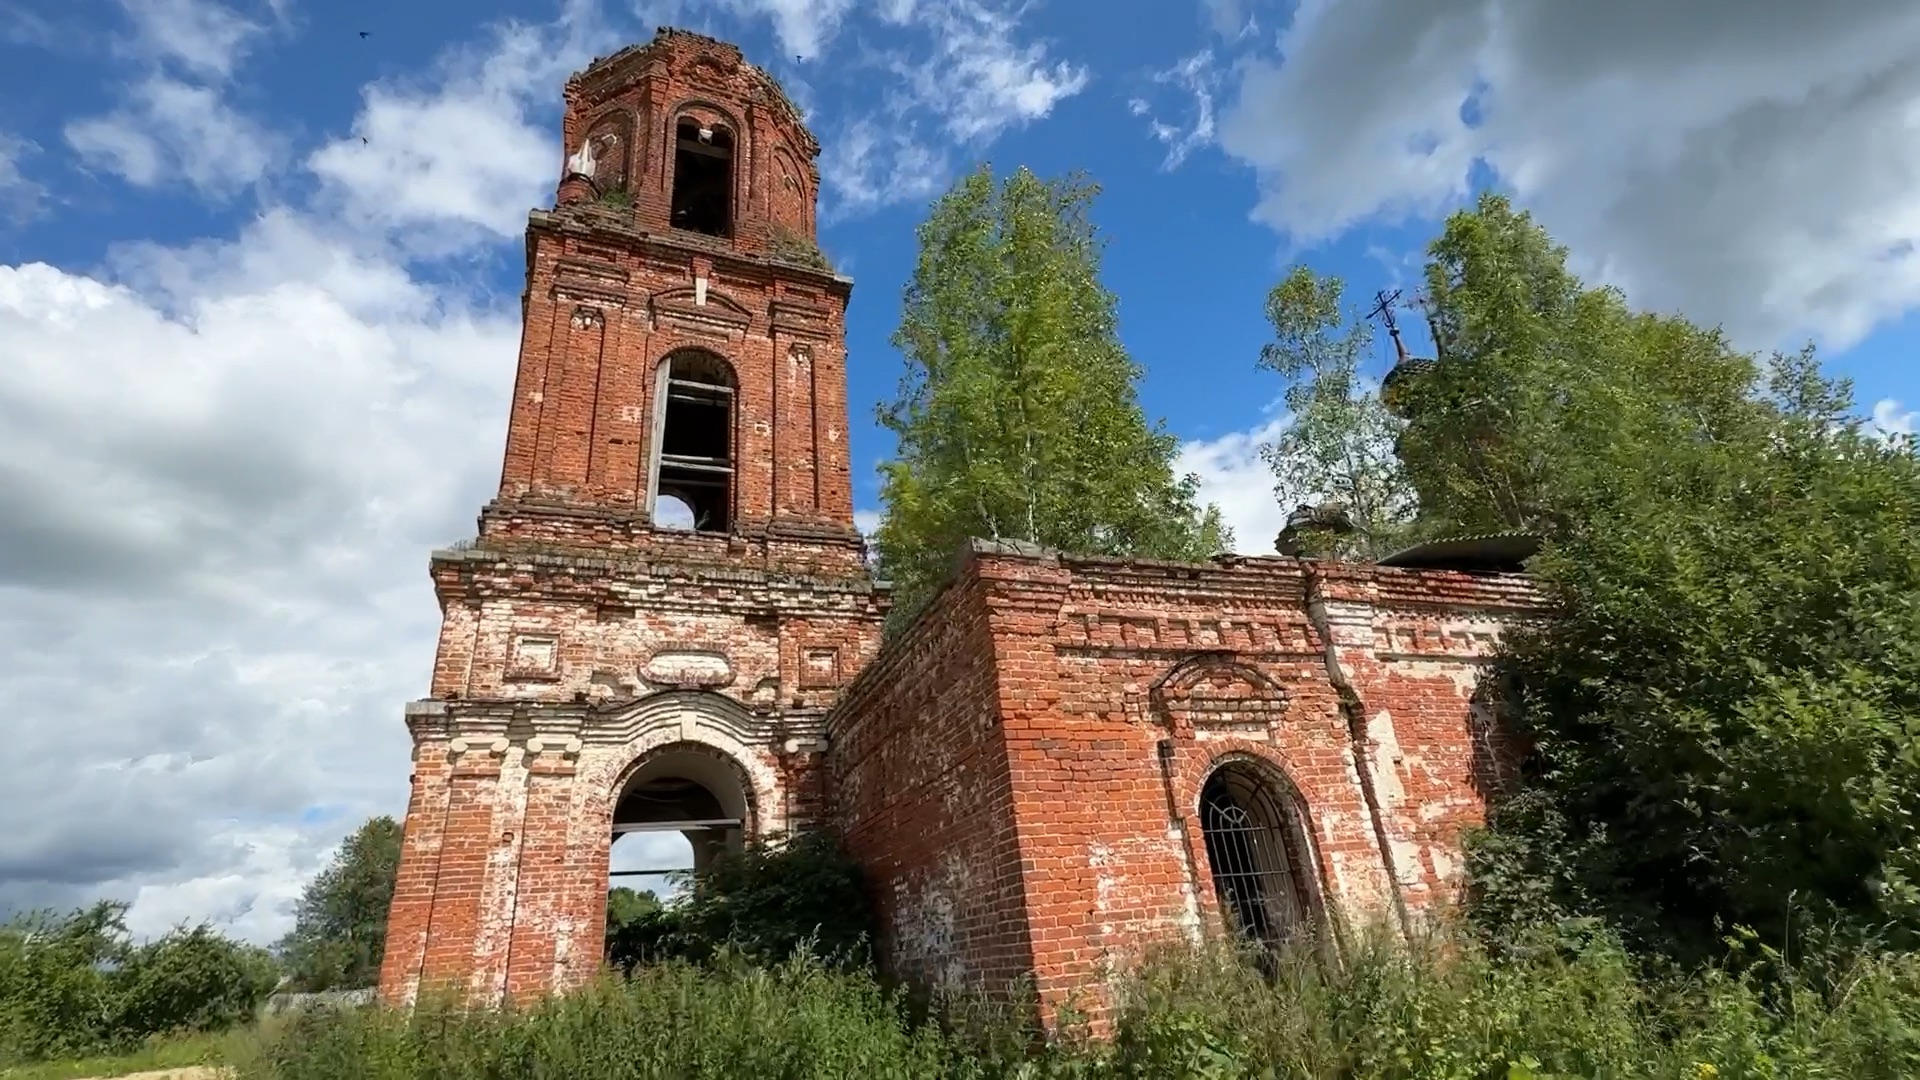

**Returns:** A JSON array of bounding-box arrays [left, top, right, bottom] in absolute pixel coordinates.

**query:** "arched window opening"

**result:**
[[607, 745, 752, 969], [670, 119, 733, 237], [1199, 763, 1315, 950], [649, 351, 734, 533], [610, 746, 751, 890]]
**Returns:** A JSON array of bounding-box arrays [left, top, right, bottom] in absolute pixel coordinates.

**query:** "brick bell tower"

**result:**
[[377, 29, 888, 1006]]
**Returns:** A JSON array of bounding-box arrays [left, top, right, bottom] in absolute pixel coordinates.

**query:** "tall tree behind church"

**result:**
[[276, 815, 401, 991], [873, 165, 1229, 625]]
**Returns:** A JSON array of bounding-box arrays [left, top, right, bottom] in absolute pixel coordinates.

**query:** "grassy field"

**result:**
[[0, 1028, 243, 1079]]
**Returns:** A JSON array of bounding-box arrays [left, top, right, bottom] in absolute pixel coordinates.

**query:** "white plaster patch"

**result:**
[[1088, 841, 1120, 940], [1390, 838, 1423, 887], [641, 649, 733, 689], [1367, 709, 1406, 806]]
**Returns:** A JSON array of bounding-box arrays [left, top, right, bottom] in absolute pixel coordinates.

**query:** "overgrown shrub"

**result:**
[[240, 953, 958, 1080], [0, 902, 279, 1067], [238, 924, 1920, 1078], [607, 830, 876, 972]]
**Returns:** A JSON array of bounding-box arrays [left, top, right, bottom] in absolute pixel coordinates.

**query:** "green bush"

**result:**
[[239, 953, 958, 1080], [0, 901, 279, 1067], [606, 830, 876, 972]]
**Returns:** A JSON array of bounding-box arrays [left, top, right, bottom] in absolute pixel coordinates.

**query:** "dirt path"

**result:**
[[84, 1071, 225, 1080], [84, 1060, 224, 1068]]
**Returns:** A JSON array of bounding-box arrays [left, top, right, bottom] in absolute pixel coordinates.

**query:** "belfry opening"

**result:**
[[649, 350, 735, 533], [670, 119, 733, 237]]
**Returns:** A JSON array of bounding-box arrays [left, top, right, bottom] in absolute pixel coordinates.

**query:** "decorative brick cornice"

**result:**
[[527, 208, 853, 291]]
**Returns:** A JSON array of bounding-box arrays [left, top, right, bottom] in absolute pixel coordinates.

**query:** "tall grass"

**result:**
[[236, 925, 1920, 1079]]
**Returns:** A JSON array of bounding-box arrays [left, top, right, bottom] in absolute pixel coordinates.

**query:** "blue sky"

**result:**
[[1, 0, 1916, 940]]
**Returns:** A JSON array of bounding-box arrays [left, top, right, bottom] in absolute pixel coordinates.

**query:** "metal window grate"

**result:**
[[1200, 768, 1309, 949]]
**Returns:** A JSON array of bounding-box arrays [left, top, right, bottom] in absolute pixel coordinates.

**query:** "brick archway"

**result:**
[[610, 739, 758, 883], [1193, 751, 1327, 948]]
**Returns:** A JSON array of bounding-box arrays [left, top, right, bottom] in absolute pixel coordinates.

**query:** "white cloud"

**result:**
[[818, 119, 947, 218], [0, 225, 515, 938], [904, 1, 1089, 144], [308, 21, 608, 254], [0, 134, 44, 222], [1175, 411, 1290, 555], [1131, 49, 1218, 170], [0, 13, 603, 942], [853, 509, 882, 537], [1874, 398, 1916, 438], [722, 0, 857, 59], [114, 0, 267, 79], [729, 0, 1088, 216], [1199, 0, 1259, 40], [65, 76, 280, 197], [1215, 0, 1920, 351], [610, 833, 691, 902], [119, 825, 320, 942]]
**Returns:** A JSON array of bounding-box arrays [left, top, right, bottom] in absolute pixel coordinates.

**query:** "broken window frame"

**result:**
[[647, 351, 737, 534], [668, 118, 735, 238]]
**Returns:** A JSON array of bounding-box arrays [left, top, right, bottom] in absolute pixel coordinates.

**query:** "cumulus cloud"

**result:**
[[308, 21, 609, 253], [64, 1, 284, 199], [1216, 0, 1920, 351], [64, 76, 280, 197], [0, 6, 619, 940], [113, 0, 267, 79], [1874, 398, 1916, 438], [1175, 411, 1291, 556], [0, 223, 515, 935]]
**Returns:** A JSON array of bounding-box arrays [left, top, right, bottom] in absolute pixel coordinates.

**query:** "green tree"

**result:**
[[276, 815, 402, 991], [874, 164, 1230, 623], [606, 885, 662, 935], [1402, 197, 1920, 962], [1397, 194, 1765, 539], [1256, 266, 1418, 559], [0, 902, 278, 1065]]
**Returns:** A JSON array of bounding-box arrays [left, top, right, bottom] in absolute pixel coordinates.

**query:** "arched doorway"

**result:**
[[1198, 760, 1318, 949], [608, 743, 754, 897]]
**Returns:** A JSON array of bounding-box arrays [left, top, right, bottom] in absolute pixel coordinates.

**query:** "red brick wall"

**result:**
[[558, 29, 822, 257], [826, 540, 1540, 1027], [498, 215, 855, 530], [826, 569, 1038, 1000], [378, 28, 882, 1007], [378, 534, 885, 1005]]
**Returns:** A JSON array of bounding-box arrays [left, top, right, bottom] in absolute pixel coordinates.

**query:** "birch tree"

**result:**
[[873, 165, 1229, 626]]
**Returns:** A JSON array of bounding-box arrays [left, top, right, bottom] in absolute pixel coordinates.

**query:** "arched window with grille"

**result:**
[[1198, 760, 1318, 948]]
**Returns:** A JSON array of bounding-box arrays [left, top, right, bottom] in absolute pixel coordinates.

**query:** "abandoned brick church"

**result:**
[[375, 28, 1539, 1021]]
